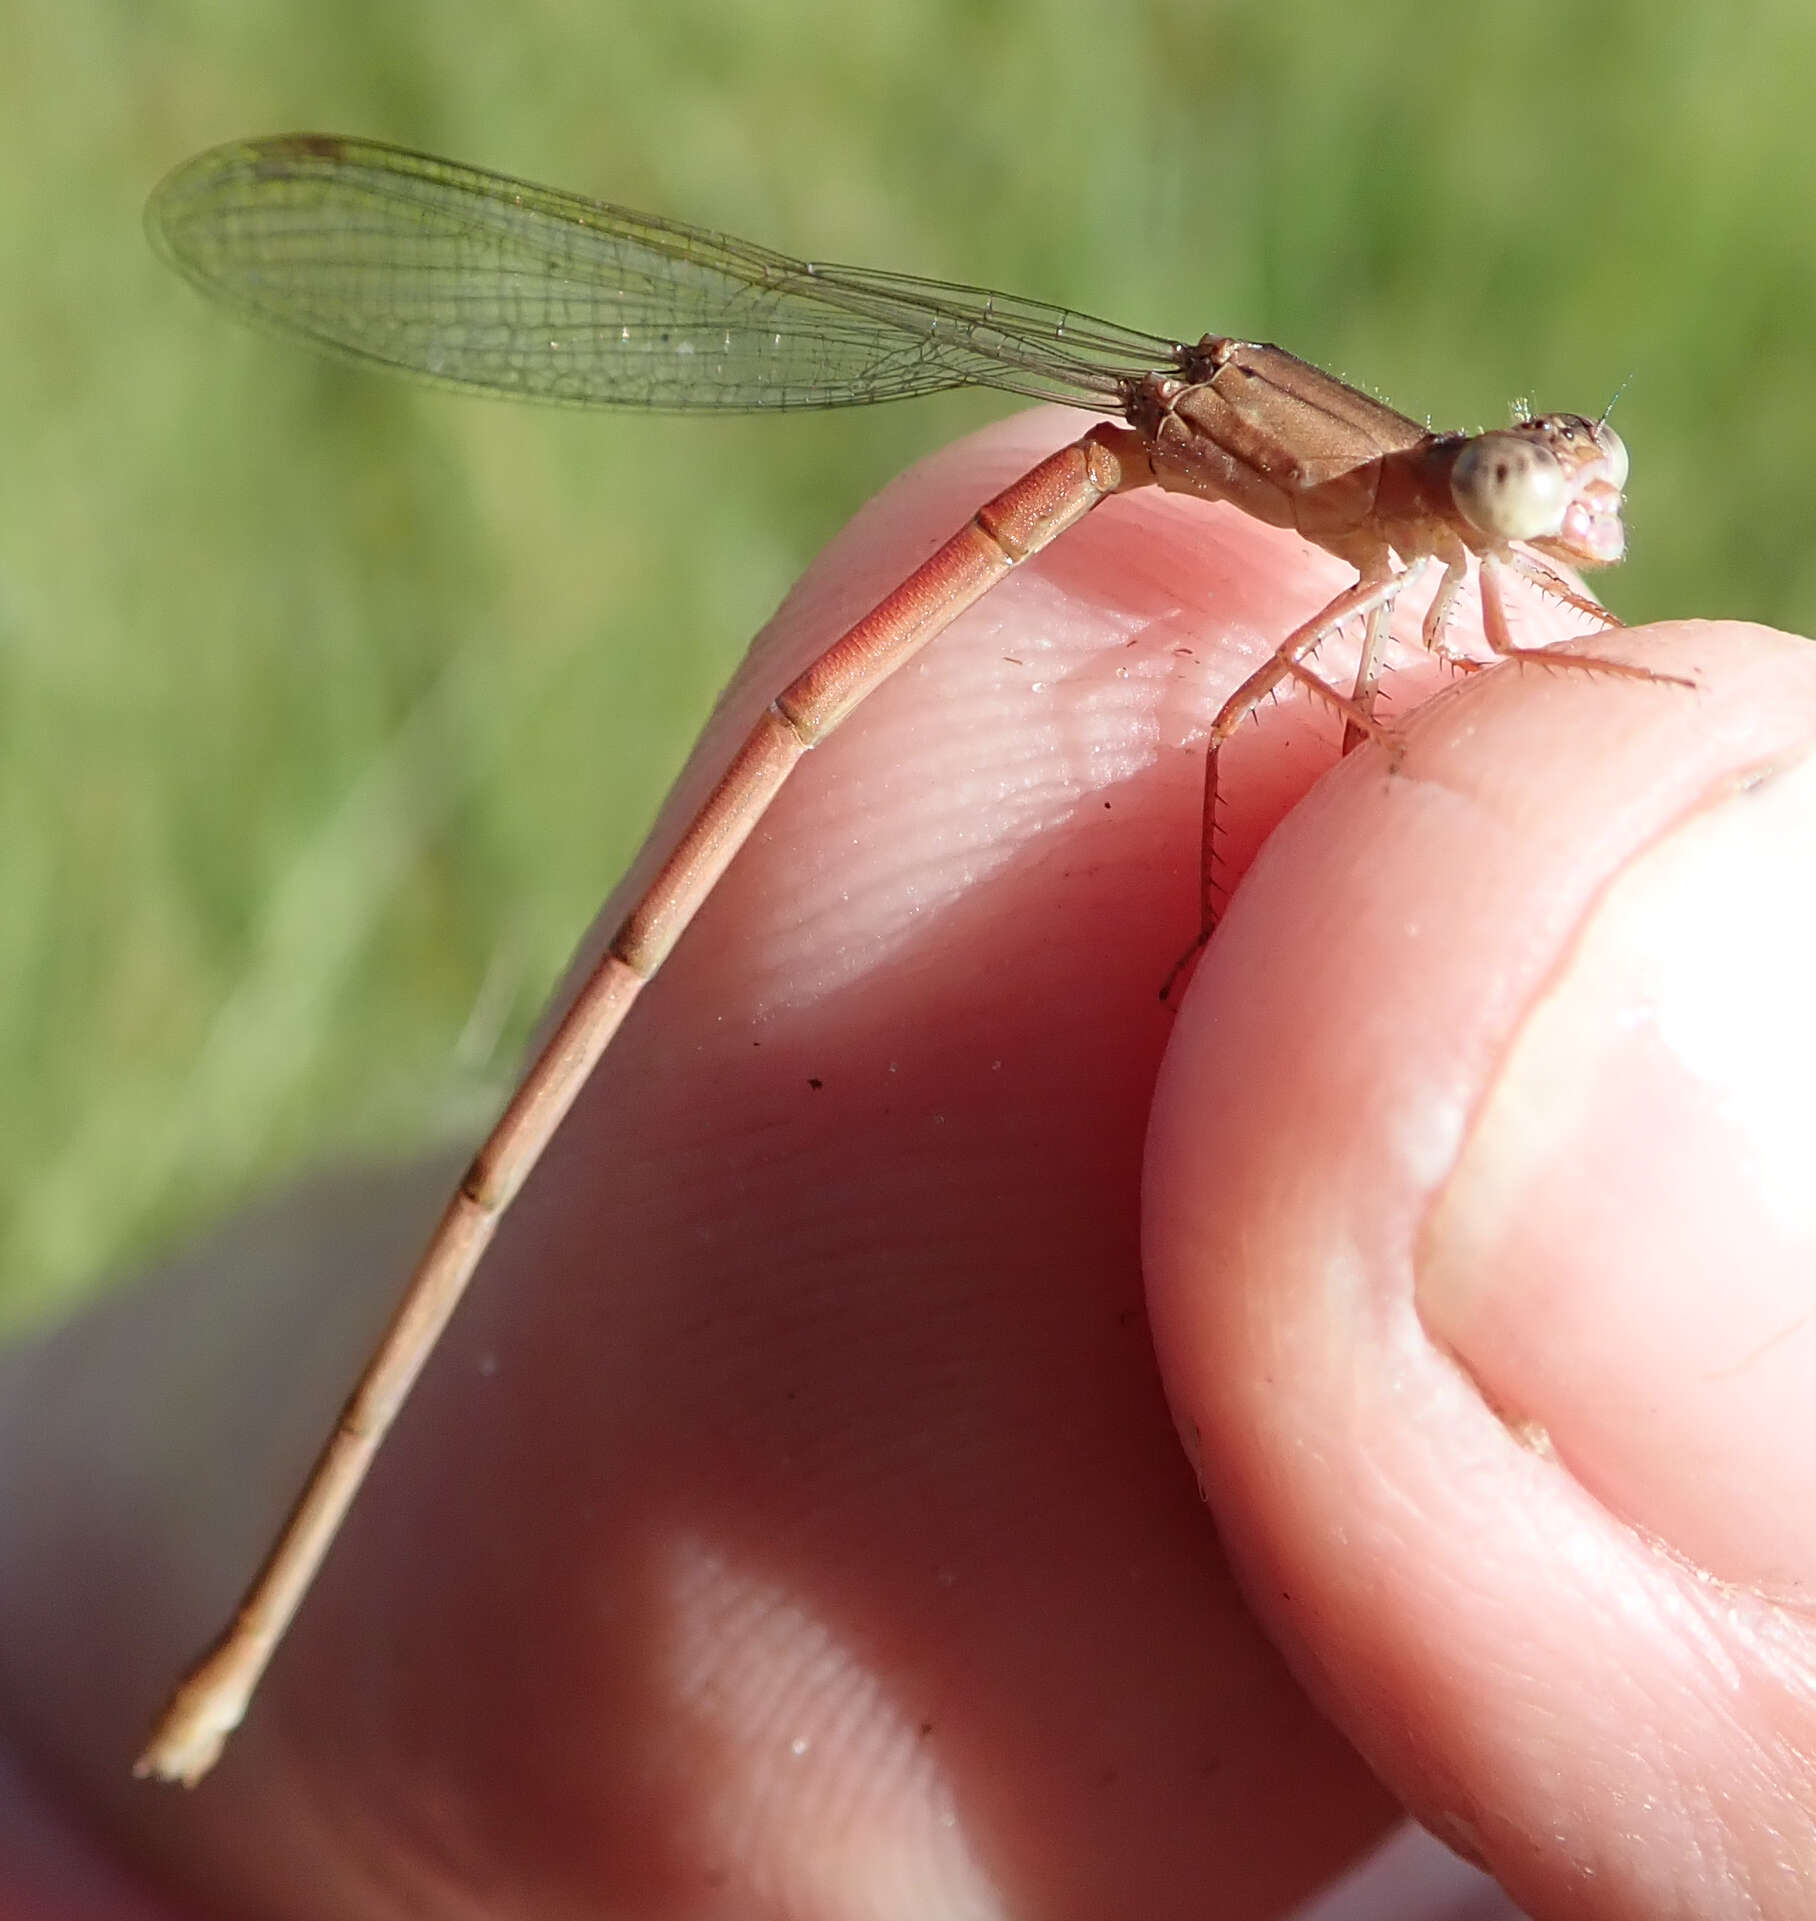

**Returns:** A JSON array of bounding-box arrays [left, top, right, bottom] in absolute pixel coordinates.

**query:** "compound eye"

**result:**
[[1451, 431, 1569, 541], [1593, 421, 1629, 491]]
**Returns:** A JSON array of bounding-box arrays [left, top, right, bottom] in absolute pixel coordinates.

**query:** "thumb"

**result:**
[[1145, 618, 1816, 1919]]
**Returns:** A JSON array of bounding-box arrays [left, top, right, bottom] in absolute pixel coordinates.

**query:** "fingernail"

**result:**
[[1417, 754, 1816, 1594]]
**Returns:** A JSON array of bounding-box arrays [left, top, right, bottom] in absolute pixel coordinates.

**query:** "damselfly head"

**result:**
[[1450, 413, 1626, 567]]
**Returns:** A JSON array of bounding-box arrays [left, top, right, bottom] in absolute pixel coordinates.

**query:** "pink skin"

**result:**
[[2, 408, 1815, 1920]]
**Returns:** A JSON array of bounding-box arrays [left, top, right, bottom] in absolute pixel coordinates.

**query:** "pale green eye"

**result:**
[[1595, 422, 1629, 491], [1451, 432, 1570, 541]]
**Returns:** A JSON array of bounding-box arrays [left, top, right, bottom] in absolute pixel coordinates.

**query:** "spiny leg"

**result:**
[[1336, 552, 1481, 752], [1282, 652, 1400, 748], [1417, 549, 1490, 678], [1161, 566, 1408, 1001], [1506, 546, 1619, 627], [1480, 555, 1693, 687], [1339, 597, 1397, 758]]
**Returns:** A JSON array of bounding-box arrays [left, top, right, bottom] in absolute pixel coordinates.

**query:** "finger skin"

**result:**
[[1146, 618, 1816, 1917], [1, 408, 1806, 1920], [0, 411, 1402, 1919]]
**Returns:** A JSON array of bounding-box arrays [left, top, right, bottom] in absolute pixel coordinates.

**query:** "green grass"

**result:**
[[5, 0, 1815, 1324]]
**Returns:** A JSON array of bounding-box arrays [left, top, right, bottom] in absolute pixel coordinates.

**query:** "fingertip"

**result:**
[[1143, 618, 1816, 1909]]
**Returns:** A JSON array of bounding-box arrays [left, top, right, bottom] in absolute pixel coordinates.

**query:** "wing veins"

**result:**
[[150, 135, 1189, 413]]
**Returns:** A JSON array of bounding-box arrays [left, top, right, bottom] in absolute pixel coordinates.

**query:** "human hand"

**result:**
[[3, 410, 1813, 1919]]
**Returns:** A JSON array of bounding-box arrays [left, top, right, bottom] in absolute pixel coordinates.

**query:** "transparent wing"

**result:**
[[147, 134, 1186, 413]]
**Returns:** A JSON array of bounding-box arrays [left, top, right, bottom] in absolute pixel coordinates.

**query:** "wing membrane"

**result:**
[[147, 134, 1184, 413]]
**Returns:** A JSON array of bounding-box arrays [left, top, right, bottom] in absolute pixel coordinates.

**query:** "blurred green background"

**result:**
[[5, 0, 1815, 1326]]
